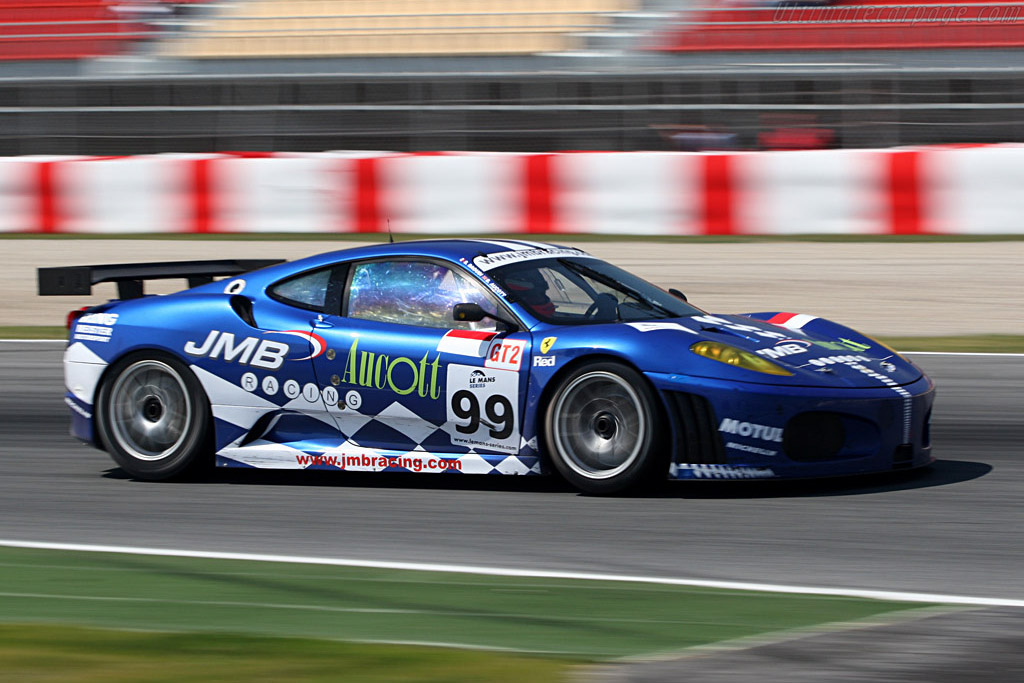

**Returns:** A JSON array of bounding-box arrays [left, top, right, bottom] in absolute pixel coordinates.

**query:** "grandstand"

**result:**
[[0, 1, 138, 60], [655, 0, 1024, 52], [156, 0, 636, 58], [2, 1, 1024, 154]]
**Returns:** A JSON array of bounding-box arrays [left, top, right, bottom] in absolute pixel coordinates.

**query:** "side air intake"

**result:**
[[667, 392, 726, 465]]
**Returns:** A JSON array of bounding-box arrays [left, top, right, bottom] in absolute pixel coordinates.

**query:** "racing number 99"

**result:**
[[451, 390, 514, 439]]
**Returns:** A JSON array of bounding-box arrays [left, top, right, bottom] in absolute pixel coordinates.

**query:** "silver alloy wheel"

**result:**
[[550, 370, 646, 480], [107, 360, 192, 462]]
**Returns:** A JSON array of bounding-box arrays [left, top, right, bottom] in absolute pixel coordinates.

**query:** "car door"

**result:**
[[204, 264, 345, 466], [309, 258, 531, 463]]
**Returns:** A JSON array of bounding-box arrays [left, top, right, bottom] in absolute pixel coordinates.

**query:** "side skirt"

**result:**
[[216, 440, 542, 476]]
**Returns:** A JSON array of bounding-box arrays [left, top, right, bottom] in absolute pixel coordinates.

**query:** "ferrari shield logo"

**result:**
[[540, 337, 556, 354]]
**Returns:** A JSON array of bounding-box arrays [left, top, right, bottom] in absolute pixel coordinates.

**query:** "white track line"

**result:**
[[2, 539, 1023, 608]]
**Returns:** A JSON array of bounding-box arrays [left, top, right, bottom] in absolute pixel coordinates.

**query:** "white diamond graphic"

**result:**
[[64, 341, 108, 366], [375, 401, 439, 445], [219, 441, 308, 469], [322, 439, 371, 458], [494, 456, 532, 475], [329, 407, 375, 439], [191, 365, 277, 409], [456, 453, 494, 475]]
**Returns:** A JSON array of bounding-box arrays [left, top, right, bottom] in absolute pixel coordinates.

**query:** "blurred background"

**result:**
[[4, 0, 1024, 155], [3, 6, 1024, 681]]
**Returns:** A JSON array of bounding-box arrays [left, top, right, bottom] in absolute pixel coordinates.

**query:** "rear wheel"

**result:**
[[96, 353, 211, 480], [543, 361, 666, 494]]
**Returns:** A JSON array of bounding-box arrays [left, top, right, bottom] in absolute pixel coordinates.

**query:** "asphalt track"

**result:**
[[1, 343, 1023, 680]]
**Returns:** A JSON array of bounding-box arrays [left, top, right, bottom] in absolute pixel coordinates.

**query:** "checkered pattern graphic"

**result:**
[[192, 362, 541, 475], [217, 438, 541, 476]]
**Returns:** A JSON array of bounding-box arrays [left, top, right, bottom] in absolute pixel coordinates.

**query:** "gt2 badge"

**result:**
[[486, 339, 526, 371]]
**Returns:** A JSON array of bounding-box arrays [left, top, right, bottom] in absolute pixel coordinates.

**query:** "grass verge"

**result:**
[[877, 335, 1024, 353], [0, 325, 66, 339], [0, 626, 573, 683], [0, 546, 931, 680], [0, 625, 570, 683], [5, 326, 1024, 352]]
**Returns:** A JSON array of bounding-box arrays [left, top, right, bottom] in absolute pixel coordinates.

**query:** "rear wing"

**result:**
[[37, 259, 285, 300]]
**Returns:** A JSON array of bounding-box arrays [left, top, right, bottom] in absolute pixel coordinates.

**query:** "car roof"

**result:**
[[286, 238, 578, 271]]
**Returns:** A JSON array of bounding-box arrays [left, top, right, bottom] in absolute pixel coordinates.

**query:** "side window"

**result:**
[[504, 264, 594, 319], [347, 260, 499, 331], [269, 267, 333, 312], [542, 267, 593, 316]]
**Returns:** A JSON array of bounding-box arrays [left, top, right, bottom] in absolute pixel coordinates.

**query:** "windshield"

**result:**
[[490, 257, 703, 325]]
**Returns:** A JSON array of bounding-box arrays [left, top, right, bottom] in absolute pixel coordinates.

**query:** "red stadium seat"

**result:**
[[0, 0, 163, 60], [653, 0, 1024, 52]]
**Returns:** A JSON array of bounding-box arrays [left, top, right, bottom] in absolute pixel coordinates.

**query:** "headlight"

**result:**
[[690, 341, 793, 376]]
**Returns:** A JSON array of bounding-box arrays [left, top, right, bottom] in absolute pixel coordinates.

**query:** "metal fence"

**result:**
[[3, 69, 1024, 155]]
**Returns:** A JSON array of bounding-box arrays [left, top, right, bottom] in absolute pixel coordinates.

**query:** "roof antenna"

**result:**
[[387, 218, 394, 244]]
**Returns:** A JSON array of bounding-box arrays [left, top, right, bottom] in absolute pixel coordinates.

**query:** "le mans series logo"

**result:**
[[468, 369, 497, 389]]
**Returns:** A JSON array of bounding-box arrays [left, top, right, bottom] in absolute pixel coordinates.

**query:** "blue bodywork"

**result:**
[[62, 239, 934, 481]]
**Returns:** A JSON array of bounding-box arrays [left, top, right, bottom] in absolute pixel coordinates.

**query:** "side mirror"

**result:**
[[453, 302, 486, 322], [452, 302, 519, 332], [669, 288, 688, 302]]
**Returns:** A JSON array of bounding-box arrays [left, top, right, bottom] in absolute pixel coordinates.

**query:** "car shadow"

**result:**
[[103, 465, 579, 494], [103, 458, 990, 498], [646, 459, 993, 499]]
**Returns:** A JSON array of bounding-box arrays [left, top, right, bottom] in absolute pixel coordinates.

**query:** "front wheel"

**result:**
[[543, 361, 666, 494], [96, 353, 211, 480]]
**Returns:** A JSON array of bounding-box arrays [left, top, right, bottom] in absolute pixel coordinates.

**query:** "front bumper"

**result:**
[[647, 372, 935, 481]]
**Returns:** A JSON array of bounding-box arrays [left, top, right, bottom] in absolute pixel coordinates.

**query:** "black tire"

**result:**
[[95, 352, 211, 480], [542, 361, 666, 495]]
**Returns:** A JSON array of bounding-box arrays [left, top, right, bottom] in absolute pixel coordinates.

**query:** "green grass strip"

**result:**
[[878, 335, 1024, 353], [0, 546, 926, 663], [0, 624, 572, 682], [6, 326, 1024, 352], [0, 325, 66, 339]]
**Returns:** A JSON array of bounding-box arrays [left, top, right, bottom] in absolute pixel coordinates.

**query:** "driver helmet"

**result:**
[[505, 270, 555, 318]]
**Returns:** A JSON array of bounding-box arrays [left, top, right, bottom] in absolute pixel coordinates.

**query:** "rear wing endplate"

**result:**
[[37, 259, 285, 300]]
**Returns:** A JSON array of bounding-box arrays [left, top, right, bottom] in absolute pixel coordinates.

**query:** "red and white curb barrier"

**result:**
[[3, 145, 1024, 235]]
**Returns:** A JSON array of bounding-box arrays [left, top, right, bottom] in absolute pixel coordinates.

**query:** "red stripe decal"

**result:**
[[37, 161, 57, 233], [702, 154, 735, 235], [445, 329, 497, 341], [355, 157, 380, 233], [524, 154, 554, 233], [888, 150, 922, 235], [766, 312, 798, 326]]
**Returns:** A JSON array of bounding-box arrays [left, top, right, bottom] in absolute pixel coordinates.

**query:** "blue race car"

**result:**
[[40, 239, 934, 494]]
